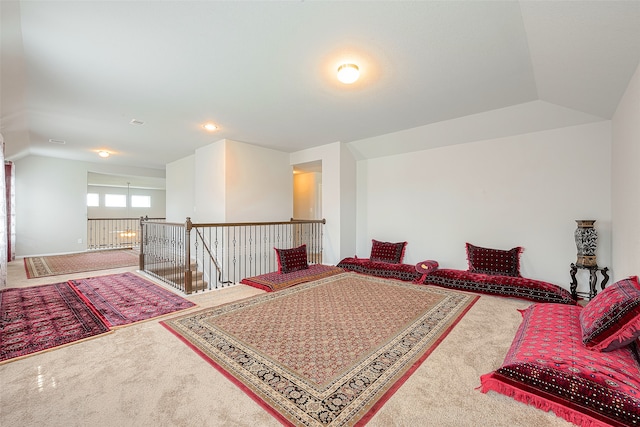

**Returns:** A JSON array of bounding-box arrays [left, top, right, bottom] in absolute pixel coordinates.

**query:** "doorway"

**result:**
[[293, 161, 322, 220]]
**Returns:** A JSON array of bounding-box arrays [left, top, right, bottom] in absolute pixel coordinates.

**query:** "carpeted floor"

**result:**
[[163, 273, 478, 426], [23, 249, 139, 278], [0, 260, 572, 427]]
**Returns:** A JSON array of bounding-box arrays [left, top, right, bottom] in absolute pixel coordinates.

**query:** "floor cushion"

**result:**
[[424, 268, 576, 305], [481, 303, 640, 427]]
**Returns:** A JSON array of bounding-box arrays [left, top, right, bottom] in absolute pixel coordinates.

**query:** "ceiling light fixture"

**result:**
[[98, 150, 110, 158], [203, 122, 218, 131], [337, 63, 359, 84]]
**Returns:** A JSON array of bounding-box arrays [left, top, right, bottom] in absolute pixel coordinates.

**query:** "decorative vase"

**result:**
[[575, 220, 597, 267]]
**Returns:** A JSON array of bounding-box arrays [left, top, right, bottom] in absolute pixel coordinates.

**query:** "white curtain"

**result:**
[[0, 134, 6, 287]]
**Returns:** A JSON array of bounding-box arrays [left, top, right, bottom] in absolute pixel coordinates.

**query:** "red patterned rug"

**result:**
[[0, 282, 111, 364], [69, 272, 196, 327], [162, 272, 478, 426], [240, 264, 345, 292], [23, 249, 139, 279]]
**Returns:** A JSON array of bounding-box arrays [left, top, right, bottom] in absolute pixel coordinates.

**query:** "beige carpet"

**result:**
[[0, 260, 572, 426]]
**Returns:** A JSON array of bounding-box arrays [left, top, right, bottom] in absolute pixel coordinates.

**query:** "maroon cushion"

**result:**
[[415, 260, 439, 274], [424, 269, 576, 305], [580, 276, 640, 351], [466, 243, 522, 277], [369, 239, 407, 264], [274, 244, 309, 274], [481, 303, 640, 426], [337, 257, 422, 282]]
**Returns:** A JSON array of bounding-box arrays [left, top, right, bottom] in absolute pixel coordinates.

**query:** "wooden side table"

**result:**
[[570, 263, 609, 300]]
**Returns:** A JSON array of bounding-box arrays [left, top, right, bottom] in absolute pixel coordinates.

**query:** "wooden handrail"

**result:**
[[190, 218, 325, 228]]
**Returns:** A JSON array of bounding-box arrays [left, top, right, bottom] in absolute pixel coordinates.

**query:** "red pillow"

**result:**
[[466, 243, 522, 277], [274, 244, 309, 274], [370, 239, 407, 264], [580, 276, 640, 351]]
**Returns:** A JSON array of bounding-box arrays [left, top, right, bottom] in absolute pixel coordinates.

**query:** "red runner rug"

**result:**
[[23, 249, 138, 279], [0, 282, 111, 364], [162, 272, 478, 426], [69, 272, 196, 327], [240, 264, 345, 292]]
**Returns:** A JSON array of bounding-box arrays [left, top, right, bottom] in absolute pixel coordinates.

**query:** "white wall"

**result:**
[[166, 155, 195, 223], [168, 139, 292, 224], [612, 63, 640, 280], [356, 121, 612, 290], [194, 141, 226, 222], [225, 140, 291, 222], [14, 155, 165, 256]]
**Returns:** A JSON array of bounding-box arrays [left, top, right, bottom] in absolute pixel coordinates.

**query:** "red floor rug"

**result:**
[[23, 249, 139, 279], [0, 282, 111, 364], [240, 264, 345, 292], [162, 272, 478, 426], [69, 272, 196, 327]]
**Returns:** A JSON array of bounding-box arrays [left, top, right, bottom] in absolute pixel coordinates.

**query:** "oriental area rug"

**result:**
[[23, 248, 139, 279], [69, 272, 196, 327], [162, 272, 478, 426], [0, 282, 111, 364], [1, 273, 195, 364]]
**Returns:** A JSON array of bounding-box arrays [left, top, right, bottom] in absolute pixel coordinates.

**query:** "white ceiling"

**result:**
[[1, 1, 639, 170]]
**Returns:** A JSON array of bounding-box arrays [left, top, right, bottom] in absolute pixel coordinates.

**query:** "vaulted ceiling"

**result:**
[[1, 1, 639, 170]]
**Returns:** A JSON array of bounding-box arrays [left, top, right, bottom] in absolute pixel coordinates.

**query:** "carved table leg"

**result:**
[[600, 267, 610, 291], [589, 268, 598, 300], [570, 263, 578, 300]]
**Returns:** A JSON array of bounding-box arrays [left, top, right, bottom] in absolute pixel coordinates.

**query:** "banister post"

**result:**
[[184, 217, 193, 294], [138, 216, 145, 271]]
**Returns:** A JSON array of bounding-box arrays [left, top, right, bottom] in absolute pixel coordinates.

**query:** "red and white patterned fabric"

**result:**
[[240, 264, 344, 292], [369, 239, 407, 264], [274, 244, 309, 274], [466, 243, 522, 277], [580, 276, 640, 351], [481, 303, 640, 427], [424, 268, 576, 305], [337, 257, 422, 282]]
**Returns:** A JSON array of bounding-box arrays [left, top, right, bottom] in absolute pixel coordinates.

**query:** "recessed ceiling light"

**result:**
[[130, 119, 144, 125], [337, 63, 359, 84], [48, 138, 66, 144], [203, 122, 218, 131], [98, 150, 110, 158]]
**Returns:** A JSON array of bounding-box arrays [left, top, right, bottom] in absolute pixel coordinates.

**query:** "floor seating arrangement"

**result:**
[[481, 276, 640, 426], [423, 243, 577, 305], [240, 244, 344, 292], [337, 239, 424, 282], [240, 263, 344, 292]]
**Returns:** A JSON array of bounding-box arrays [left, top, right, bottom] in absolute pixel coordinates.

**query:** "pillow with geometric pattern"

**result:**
[[580, 276, 640, 351], [466, 243, 522, 277], [370, 239, 407, 264], [274, 244, 309, 274]]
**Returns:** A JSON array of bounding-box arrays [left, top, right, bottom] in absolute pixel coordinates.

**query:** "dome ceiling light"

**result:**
[[337, 63, 359, 84]]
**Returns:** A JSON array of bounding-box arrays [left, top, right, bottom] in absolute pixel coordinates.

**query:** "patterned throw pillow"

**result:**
[[466, 243, 522, 277], [274, 244, 309, 274], [369, 239, 407, 264], [580, 276, 640, 351]]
